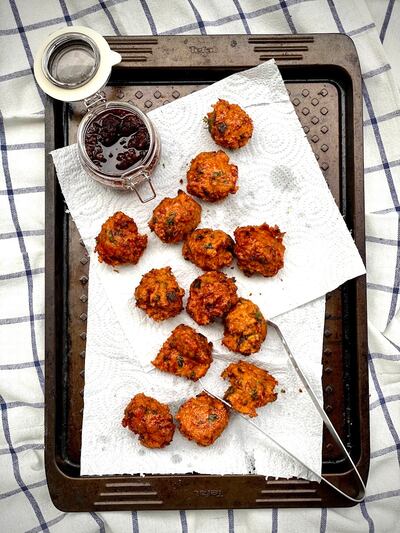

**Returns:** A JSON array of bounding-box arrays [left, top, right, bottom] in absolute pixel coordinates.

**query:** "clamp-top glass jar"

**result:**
[[34, 26, 161, 202], [77, 100, 160, 198]]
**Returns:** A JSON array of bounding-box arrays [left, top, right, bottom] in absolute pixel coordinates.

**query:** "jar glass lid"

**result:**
[[34, 26, 121, 102], [43, 33, 100, 88]]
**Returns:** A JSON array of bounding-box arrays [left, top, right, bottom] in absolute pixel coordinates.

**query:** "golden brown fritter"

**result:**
[[206, 99, 253, 150], [152, 324, 213, 381], [95, 211, 147, 267], [134, 267, 184, 321], [186, 150, 238, 202], [234, 223, 285, 277], [221, 361, 278, 417], [222, 298, 267, 355], [182, 228, 234, 271], [148, 190, 201, 243], [186, 271, 238, 325], [121, 393, 175, 448], [176, 392, 229, 446]]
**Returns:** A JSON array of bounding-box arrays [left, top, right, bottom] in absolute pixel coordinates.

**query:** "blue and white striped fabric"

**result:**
[[1, 1, 399, 531]]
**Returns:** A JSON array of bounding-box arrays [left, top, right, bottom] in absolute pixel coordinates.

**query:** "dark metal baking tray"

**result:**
[[45, 34, 369, 510]]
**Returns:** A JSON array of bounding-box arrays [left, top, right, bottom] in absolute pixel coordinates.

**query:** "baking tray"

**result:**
[[45, 34, 369, 510]]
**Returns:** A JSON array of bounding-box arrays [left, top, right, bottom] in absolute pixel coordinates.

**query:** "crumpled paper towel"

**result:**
[[51, 60, 365, 478], [81, 263, 325, 479], [52, 60, 365, 374]]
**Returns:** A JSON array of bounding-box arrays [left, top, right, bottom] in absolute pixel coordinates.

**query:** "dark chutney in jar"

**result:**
[[84, 108, 150, 173]]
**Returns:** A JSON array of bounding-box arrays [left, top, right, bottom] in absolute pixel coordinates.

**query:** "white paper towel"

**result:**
[[51, 60, 365, 478], [52, 60, 365, 374], [80, 262, 325, 479]]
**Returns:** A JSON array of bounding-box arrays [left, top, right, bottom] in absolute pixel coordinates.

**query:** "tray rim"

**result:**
[[44, 33, 369, 511]]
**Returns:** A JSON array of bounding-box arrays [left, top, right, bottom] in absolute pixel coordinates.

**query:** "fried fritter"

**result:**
[[95, 211, 147, 267], [121, 393, 175, 448], [148, 189, 201, 243], [234, 223, 285, 277], [186, 271, 238, 325], [186, 150, 238, 202], [206, 99, 253, 150], [222, 361, 278, 417], [222, 298, 267, 355], [176, 392, 229, 446], [152, 324, 213, 381], [182, 228, 234, 271], [134, 267, 184, 321]]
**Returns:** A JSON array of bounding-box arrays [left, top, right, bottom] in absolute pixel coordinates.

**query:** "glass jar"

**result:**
[[77, 100, 160, 201], [34, 26, 161, 202]]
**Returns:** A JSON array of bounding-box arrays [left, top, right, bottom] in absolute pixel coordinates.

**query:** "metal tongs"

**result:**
[[200, 320, 366, 503]]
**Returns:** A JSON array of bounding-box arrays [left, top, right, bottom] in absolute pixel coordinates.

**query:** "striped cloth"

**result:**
[[1, 1, 399, 531]]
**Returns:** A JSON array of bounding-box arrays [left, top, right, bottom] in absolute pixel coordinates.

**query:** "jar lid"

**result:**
[[33, 26, 121, 102]]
